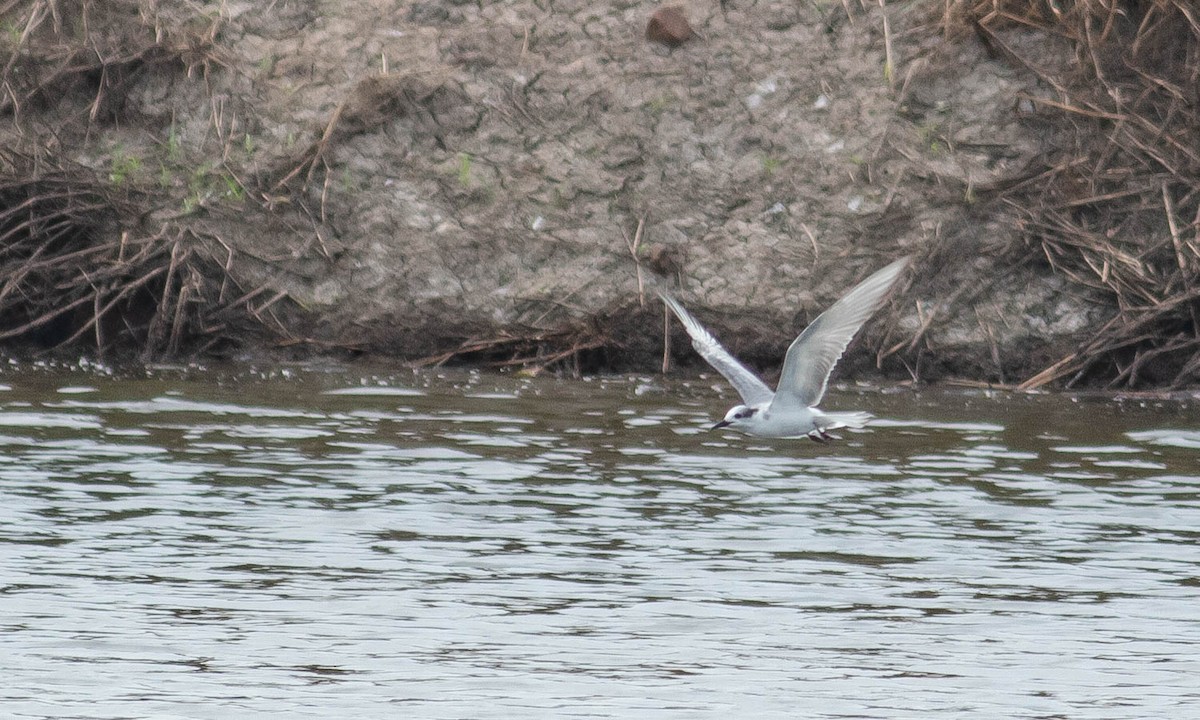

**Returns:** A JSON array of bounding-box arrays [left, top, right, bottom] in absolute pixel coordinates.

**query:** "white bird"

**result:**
[[659, 256, 910, 442]]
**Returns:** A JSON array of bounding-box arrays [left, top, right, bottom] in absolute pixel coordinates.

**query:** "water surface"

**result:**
[[1, 364, 1198, 718]]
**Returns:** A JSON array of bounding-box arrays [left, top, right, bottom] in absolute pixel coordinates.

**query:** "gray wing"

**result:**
[[658, 291, 775, 406], [770, 256, 910, 412]]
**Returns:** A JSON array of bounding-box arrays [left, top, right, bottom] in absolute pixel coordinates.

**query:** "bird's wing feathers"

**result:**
[[658, 292, 774, 406], [770, 256, 910, 412]]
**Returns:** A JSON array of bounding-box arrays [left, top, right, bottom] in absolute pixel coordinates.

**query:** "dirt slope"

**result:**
[[0, 1, 1118, 383]]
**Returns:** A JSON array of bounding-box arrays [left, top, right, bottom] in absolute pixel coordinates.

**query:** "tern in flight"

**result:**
[[659, 256, 910, 442]]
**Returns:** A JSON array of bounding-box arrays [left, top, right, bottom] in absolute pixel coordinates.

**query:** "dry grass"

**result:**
[[0, 2, 275, 359], [0, 148, 234, 358], [948, 0, 1200, 388], [1, 0, 225, 122], [409, 325, 612, 377]]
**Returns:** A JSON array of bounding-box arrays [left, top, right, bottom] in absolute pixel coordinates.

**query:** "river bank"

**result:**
[[2, 1, 1197, 389]]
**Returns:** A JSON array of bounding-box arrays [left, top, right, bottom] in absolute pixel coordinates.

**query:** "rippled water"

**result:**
[[2, 363, 1198, 718]]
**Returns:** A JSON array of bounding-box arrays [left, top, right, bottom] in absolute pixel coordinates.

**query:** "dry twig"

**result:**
[[948, 0, 1200, 388]]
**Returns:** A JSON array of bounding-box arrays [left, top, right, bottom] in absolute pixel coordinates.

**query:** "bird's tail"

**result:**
[[818, 410, 872, 430]]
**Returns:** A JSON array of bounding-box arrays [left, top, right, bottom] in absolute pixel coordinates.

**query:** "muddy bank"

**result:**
[[1, 1, 1197, 388]]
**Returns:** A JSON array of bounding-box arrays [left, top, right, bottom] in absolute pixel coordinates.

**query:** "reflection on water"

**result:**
[[1, 364, 1198, 718]]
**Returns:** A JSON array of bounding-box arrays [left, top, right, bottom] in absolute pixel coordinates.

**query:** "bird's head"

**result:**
[[712, 405, 758, 431]]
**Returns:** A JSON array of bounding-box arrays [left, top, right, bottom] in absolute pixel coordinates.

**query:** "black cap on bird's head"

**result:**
[[711, 405, 757, 431]]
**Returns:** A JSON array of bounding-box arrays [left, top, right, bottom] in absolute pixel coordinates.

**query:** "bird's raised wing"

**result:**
[[658, 291, 774, 406], [770, 256, 910, 413]]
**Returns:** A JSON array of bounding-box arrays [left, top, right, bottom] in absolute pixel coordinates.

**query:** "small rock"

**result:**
[[755, 78, 777, 95], [746, 77, 778, 110], [646, 6, 694, 48], [644, 243, 683, 278], [408, 2, 450, 25]]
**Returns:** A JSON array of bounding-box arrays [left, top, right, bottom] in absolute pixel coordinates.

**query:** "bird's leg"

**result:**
[[807, 428, 839, 443]]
